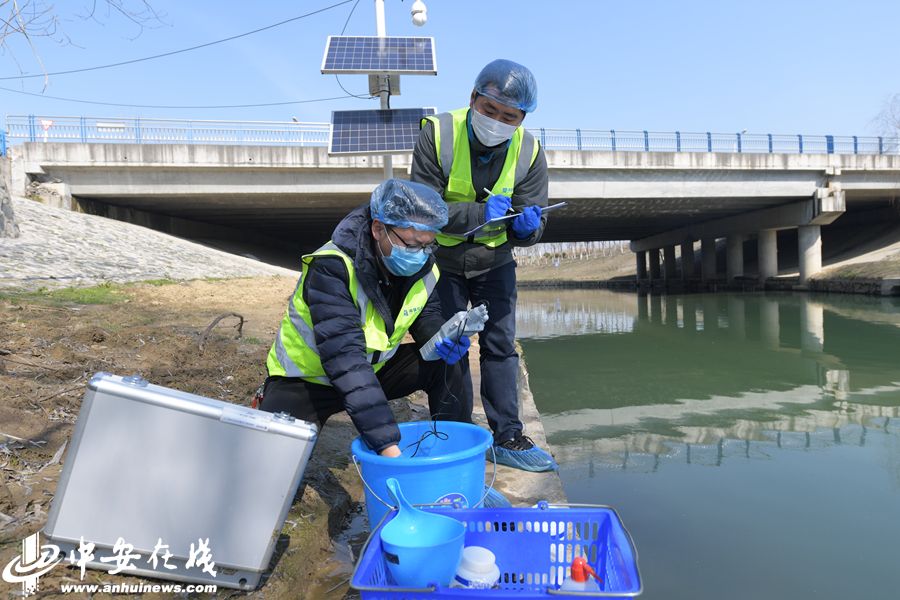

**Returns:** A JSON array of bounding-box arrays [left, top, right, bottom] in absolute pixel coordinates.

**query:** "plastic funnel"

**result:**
[[378, 478, 465, 587]]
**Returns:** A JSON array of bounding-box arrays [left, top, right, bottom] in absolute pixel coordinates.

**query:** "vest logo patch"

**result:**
[[403, 307, 421, 317]]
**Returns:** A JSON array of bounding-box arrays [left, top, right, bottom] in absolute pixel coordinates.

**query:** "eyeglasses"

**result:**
[[385, 225, 438, 255]]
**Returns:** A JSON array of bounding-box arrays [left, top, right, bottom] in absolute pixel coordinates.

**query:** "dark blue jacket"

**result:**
[[302, 204, 445, 452]]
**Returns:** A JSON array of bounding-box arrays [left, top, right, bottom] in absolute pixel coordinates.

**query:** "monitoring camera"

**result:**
[[411, 0, 427, 26]]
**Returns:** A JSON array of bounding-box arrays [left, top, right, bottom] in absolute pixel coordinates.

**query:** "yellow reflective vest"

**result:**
[[422, 107, 540, 248], [266, 242, 440, 384]]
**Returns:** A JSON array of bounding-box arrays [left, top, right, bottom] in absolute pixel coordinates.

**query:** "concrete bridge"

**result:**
[[7, 139, 900, 283]]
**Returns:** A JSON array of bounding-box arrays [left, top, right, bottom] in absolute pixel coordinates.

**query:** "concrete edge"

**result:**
[[406, 340, 566, 507]]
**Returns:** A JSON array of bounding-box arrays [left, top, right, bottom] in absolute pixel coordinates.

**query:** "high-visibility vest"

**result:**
[[422, 107, 540, 248], [266, 242, 440, 384]]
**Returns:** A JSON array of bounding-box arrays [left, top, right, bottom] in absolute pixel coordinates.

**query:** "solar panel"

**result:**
[[321, 36, 437, 75], [328, 108, 436, 155]]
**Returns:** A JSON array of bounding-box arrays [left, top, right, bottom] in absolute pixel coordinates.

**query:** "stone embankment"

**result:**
[[0, 196, 299, 290], [0, 160, 20, 238]]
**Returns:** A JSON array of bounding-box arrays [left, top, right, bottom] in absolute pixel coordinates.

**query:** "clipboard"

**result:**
[[460, 202, 568, 237]]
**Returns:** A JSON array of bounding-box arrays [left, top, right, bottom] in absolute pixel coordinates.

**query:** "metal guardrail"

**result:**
[[532, 128, 900, 155], [5, 115, 330, 147], [5, 115, 899, 155]]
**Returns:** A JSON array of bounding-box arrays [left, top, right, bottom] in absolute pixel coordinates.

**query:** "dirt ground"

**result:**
[[0, 276, 384, 599]]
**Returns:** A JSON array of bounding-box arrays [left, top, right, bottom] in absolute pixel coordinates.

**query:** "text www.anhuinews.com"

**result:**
[[59, 582, 217, 594]]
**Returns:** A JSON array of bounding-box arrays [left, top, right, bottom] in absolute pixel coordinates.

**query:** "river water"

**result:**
[[518, 290, 900, 600]]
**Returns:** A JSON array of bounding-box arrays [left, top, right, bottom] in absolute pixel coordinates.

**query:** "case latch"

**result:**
[[121, 374, 149, 387], [273, 412, 296, 423]]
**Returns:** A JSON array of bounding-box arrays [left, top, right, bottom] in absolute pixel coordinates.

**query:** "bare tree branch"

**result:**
[[1, 0, 166, 79], [11, 0, 49, 88], [198, 313, 245, 354], [872, 93, 900, 138]]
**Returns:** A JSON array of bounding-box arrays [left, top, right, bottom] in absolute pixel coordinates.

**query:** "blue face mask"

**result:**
[[379, 224, 429, 276]]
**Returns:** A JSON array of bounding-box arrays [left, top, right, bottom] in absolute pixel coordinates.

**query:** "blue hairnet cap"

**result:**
[[370, 179, 448, 232], [473, 58, 538, 114]]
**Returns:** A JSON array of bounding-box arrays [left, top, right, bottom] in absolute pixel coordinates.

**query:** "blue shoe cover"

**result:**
[[482, 486, 512, 508], [492, 436, 559, 472]]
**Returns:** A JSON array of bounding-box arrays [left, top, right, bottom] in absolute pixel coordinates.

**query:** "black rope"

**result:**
[[404, 314, 470, 457]]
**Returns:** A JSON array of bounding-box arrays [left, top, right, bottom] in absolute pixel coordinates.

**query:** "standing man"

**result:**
[[411, 59, 558, 472], [259, 179, 472, 457]]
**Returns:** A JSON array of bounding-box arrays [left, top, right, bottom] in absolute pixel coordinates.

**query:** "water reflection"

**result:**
[[518, 291, 900, 599], [516, 290, 636, 338], [518, 292, 900, 468]]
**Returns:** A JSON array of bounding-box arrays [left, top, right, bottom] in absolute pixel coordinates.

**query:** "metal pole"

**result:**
[[375, 0, 393, 180]]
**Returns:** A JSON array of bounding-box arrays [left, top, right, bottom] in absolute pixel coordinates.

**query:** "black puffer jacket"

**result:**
[[303, 204, 445, 452]]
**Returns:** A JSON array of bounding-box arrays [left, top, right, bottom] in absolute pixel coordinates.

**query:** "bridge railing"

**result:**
[[4, 115, 899, 156], [533, 128, 900, 155], [4, 116, 330, 149]]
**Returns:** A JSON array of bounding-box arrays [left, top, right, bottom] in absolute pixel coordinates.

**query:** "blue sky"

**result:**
[[1, 0, 898, 136]]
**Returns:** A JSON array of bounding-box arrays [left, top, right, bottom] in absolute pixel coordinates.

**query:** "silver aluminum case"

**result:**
[[43, 372, 317, 590]]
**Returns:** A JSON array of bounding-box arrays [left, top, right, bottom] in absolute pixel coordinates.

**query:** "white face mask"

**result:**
[[470, 108, 518, 147]]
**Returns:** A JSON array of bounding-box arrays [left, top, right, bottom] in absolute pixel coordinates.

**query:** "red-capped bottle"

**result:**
[[559, 556, 602, 592]]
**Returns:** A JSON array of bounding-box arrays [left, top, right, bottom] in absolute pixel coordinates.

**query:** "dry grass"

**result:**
[[517, 252, 635, 282]]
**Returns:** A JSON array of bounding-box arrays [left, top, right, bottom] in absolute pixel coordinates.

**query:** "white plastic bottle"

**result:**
[[419, 304, 489, 361], [449, 546, 500, 589], [559, 556, 602, 592]]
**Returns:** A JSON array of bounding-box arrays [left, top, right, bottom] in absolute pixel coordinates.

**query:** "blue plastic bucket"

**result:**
[[351, 421, 493, 527]]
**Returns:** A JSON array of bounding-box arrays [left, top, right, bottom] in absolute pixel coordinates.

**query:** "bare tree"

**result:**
[[873, 93, 900, 138], [1, 0, 165, 81], [0, 1, 163, 238]]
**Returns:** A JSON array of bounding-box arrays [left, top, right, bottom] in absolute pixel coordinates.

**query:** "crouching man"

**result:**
[[259, 179, 472, 457]]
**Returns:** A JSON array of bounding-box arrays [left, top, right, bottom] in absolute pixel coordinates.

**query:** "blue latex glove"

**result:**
[[484, 194, 512, 222], [511, 205, 542, 239], [435, 336, 471, 365]]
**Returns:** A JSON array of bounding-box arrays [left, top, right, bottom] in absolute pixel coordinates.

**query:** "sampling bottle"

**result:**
[[559, 556, 602, 592], [449, 546, 500, 589], [419, 304, 489, 361]]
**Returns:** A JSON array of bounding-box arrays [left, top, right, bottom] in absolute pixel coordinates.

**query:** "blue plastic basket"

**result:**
[[351, 502, 642, 599]]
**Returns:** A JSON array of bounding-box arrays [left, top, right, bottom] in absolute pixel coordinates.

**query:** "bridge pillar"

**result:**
[[663, 245, 677, 280], [758, 229, 778, 280], [727, 296, 746, 340], [798, 225, 822, 284], [701, 237, 717, 281], [823, 369, 850, 402], [637, 292, 649, 322], [682, 296, 697, 332], [800, 301, 824, 353], [701, 295, 719, 333], [726, 235, 745, 281], [665, 296, 678, 326], [650, 293, 663, 324], [635, 251, 648, 281], [680, 241, 695, 280], [759, 297, 780, 349], [648, 249, 661, 280]]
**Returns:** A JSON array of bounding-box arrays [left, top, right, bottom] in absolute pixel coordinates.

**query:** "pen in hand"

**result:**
[[483, 188, 519, 215]]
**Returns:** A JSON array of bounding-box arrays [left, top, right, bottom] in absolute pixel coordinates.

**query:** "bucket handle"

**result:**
[[351, 445, 498, 510], [352, 454, 394, 509], [475, 445, 498, 508]]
